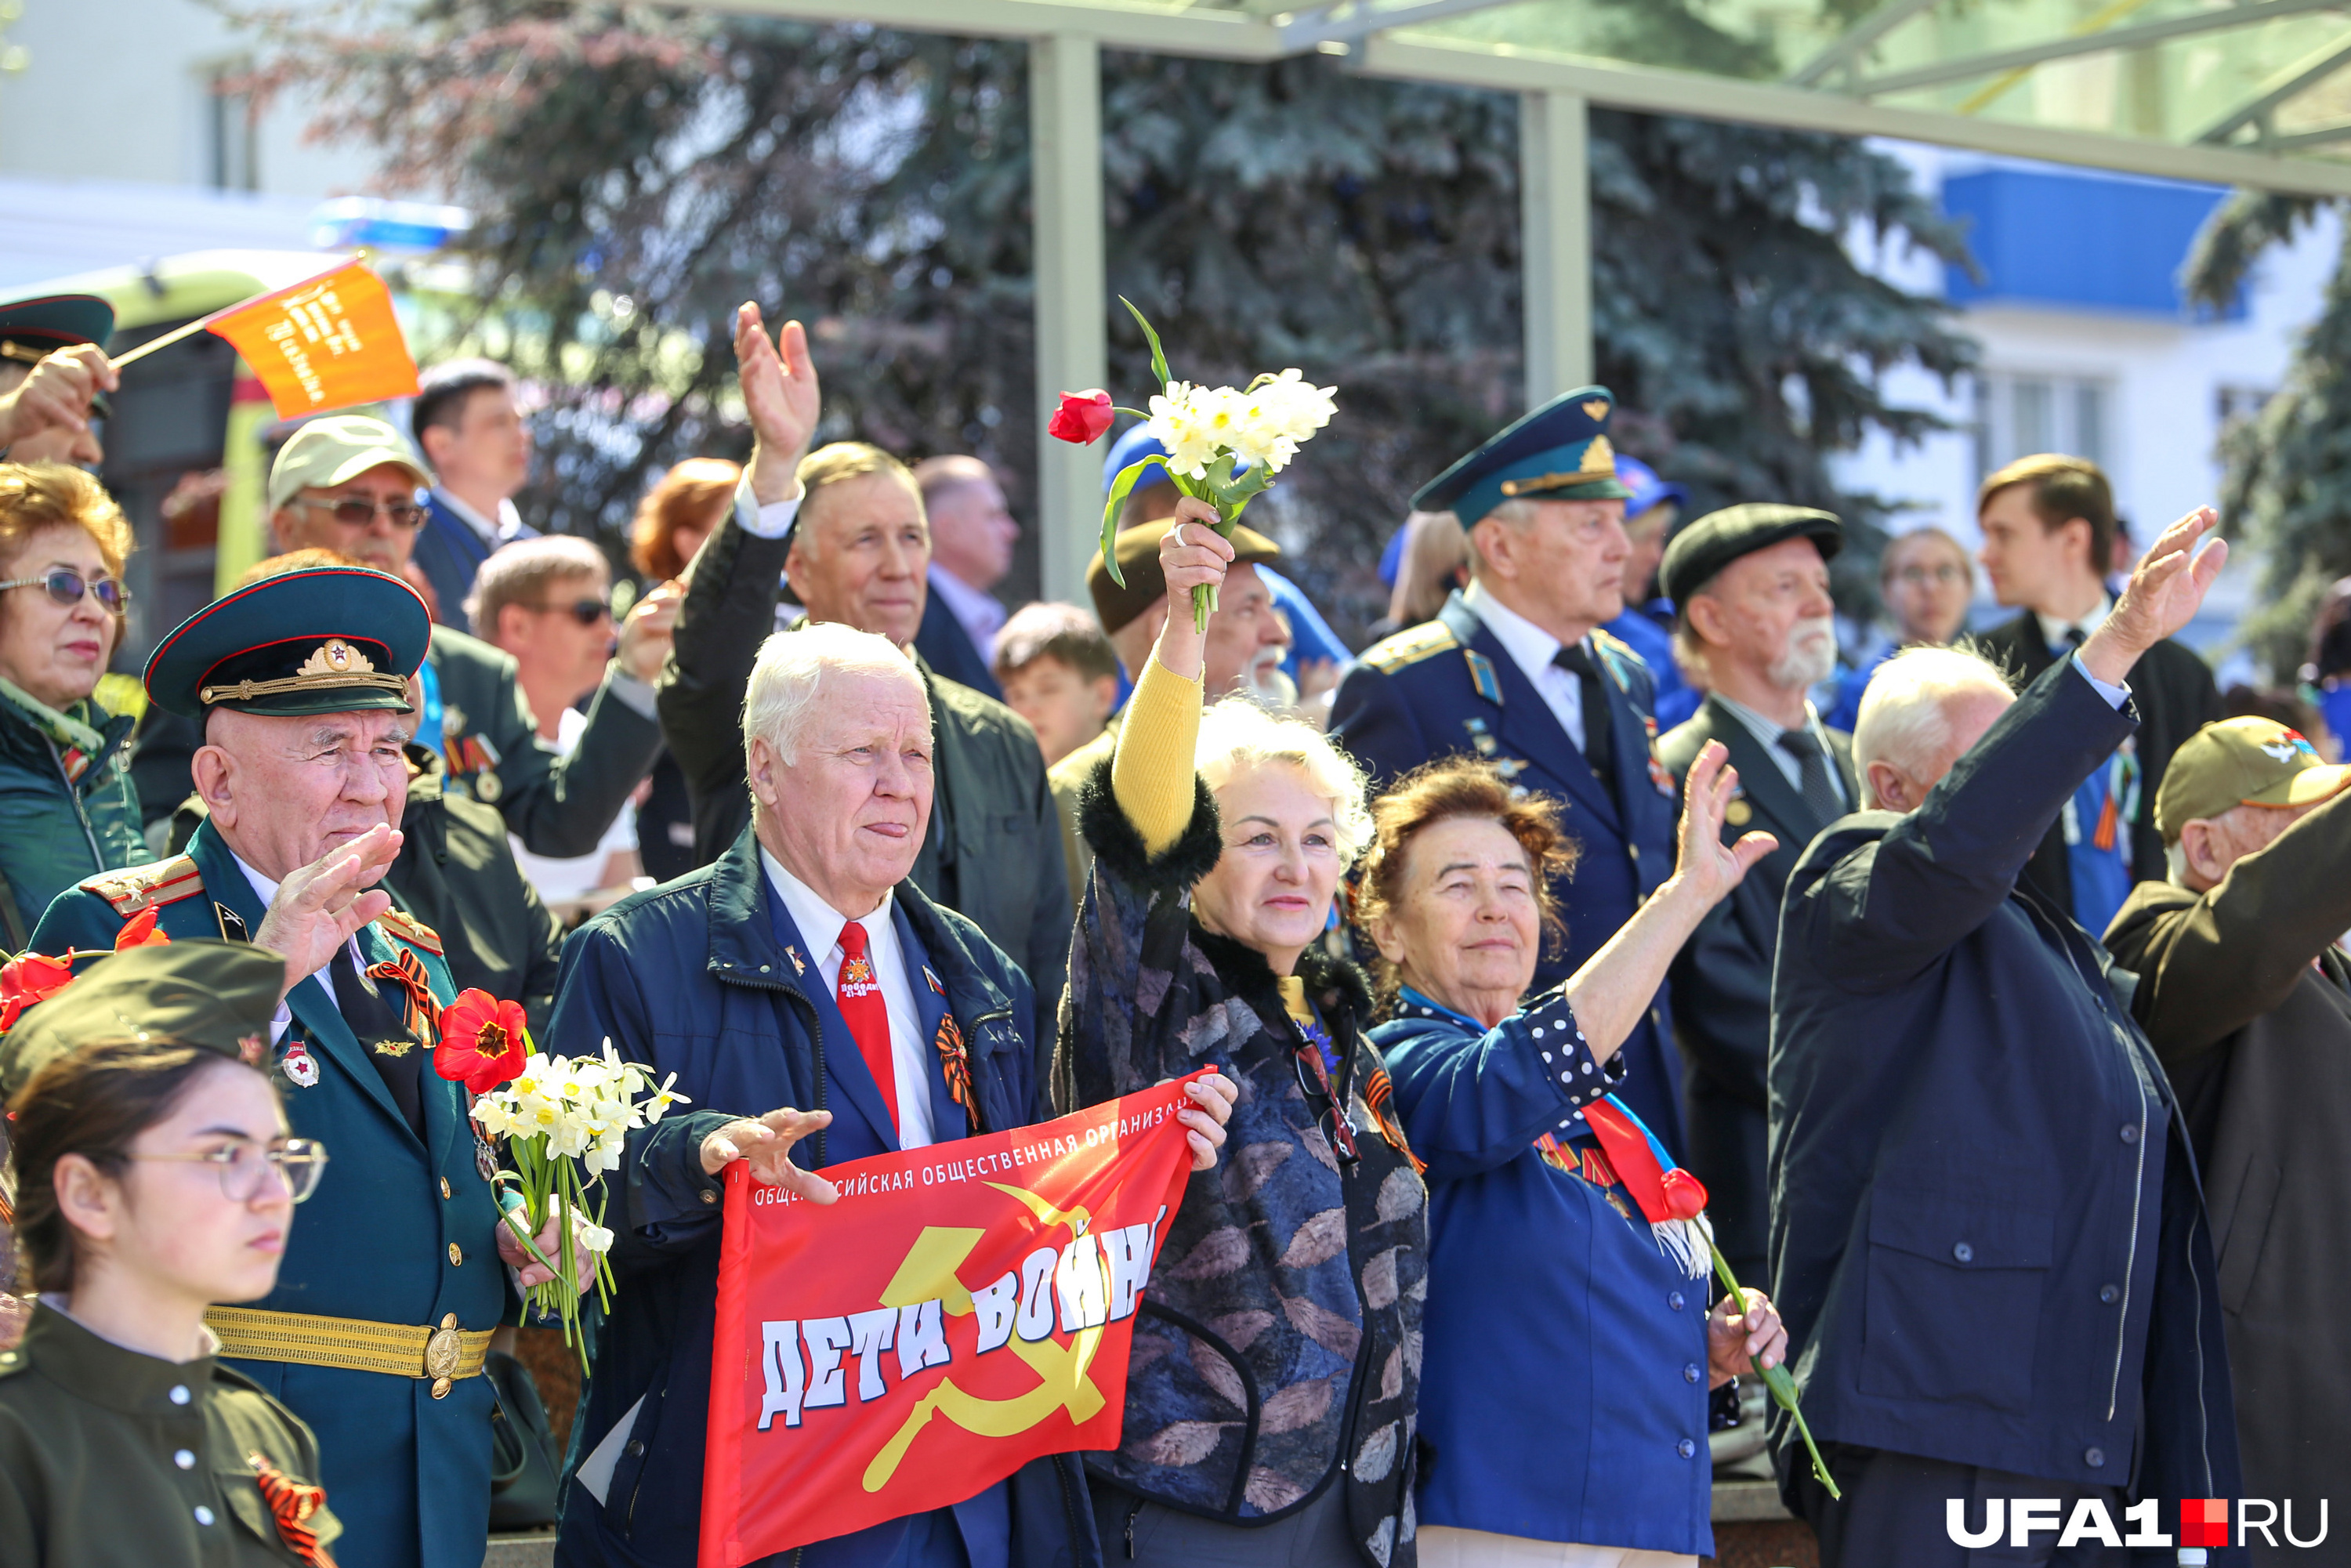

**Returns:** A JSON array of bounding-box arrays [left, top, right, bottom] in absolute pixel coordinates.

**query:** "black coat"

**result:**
[[1971, 612, 2221, 919], [1767, 661, 2242, 1541], [1657, 698, 1855, 1283]]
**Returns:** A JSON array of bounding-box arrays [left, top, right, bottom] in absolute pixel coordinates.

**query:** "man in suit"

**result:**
[[1770, 509, 2244, 1565], [1331, 387, 1686, 1148], [657, 304, 1071, 1045], [409, 359, 538, 633], [1656, 502, 1855, 1288], [910, 454, 1017, 699], [29, 563, 585, 1568], [1972, 454, 2221, 936], [548, 620, 1233, 1568]]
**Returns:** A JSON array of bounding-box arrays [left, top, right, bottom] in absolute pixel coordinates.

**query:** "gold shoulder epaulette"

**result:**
[[1361, 620, 1459, 675], [377, 908, 444, 958], [82, 856, 204, 917]]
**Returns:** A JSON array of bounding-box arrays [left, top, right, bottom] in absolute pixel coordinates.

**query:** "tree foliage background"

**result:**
[[2186, 192, 2351, 679], [238, 0, 1975, 639]]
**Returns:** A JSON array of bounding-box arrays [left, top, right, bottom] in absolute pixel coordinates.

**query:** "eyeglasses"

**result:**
[[292, 495, 429, 531], [526, 597, 613, 625], [1893, 563, 1967, 587], [0, 567, 128, 614], [132, 1137, 330, 1204]]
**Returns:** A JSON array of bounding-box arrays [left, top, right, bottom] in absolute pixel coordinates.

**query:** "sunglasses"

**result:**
[[292, 495, 429, 530], [528, 597, 614, 625], [0, 567, 128, 613]]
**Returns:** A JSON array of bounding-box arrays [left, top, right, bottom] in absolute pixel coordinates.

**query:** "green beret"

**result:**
[[1658, 502, 1844, 607], [1087, 519, 1281, 636], [2, 942, 284, 1101]]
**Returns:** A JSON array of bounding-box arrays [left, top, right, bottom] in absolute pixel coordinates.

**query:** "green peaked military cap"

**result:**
[[1658, 502, 1843, 607], [1413, 385, 1634, 531], [1, 941, 284, 1100], [0, 292, 115, 364], [144, 563, 430, 721]]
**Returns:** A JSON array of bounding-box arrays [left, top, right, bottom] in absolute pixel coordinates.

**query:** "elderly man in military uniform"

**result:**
[[0, 292, 119, 466], [1330, 387, 1686, 1148], [30, 563, 581, 1568]]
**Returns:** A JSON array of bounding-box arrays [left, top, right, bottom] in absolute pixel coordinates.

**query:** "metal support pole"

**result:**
[[1520, 89, 1592, 405], [1030, 34, 1108, 604]]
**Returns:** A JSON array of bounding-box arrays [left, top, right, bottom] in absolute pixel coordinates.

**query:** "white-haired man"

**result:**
[[1654, 502, 1857, 1294], [656, 306, 1070, 1043], [546, 620, 1233, 1568], [1767, 510, 2246, 1565]]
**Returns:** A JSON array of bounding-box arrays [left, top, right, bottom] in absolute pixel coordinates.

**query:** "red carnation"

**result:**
[[1661, 1167, 1709, 1222], [0, 951, 76, 1034], [1047, 389, 1114, 445], [433, 988, 529, 1094]]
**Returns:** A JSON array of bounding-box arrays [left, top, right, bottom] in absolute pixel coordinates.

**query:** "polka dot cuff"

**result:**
[[1520, 988, 1607, 1128]]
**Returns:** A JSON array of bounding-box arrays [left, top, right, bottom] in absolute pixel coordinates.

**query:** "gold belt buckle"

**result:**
[[424, 1313, 463, 1400]]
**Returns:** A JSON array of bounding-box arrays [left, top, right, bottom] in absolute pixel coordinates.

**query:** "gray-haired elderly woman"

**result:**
[[1060, 498, 1428, 1568]]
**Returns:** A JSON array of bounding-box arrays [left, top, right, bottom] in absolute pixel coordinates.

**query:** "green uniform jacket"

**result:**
[[0, 1303, 341, 1567], [657, 501, 1073, 1049], [0, 683, 150, 949], [429, 625, 661, 860], [30, 825, 505, 1568], [168, 747, 564, 1038]]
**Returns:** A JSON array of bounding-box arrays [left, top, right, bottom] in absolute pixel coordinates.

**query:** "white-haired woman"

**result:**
[[1060, 499, 1427, 1568]]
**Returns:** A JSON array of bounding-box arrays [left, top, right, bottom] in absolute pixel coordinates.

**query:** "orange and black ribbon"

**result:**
[[364, 946, 441, 1042], [1360, 1064, 1426, 1175], [934, 1015, 980, 1132], [250, 1453, 338, 1567]]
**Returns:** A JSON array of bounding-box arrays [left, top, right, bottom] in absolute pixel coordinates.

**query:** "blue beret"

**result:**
[[1615, 454, 1686, 523], [1415, 386, 1634, 530], [145, 566, 431, 721]]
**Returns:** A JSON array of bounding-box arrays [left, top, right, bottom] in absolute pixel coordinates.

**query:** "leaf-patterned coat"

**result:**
[[1055, 762, 1429, 1568]]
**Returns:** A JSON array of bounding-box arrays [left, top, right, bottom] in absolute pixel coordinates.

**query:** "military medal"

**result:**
[[474, 769, 503, 802], [282, 1045, 321, 1088], [1726, 797, 1752, 827], [475, 1132, 499, 1183]]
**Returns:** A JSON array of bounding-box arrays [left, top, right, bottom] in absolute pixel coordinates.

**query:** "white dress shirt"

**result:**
[[2036, 596, 2114, 656], [1460, 580, 1594, 752], [926, 566, 1007, 665], [731, 476, 804, 541], [759, 846, 936, 1150], [1711, 693, 1850, 810], [429, 485, 531, 549]]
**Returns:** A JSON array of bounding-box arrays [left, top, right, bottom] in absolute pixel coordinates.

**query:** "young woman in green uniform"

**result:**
[[0, 940, 342, 1566]]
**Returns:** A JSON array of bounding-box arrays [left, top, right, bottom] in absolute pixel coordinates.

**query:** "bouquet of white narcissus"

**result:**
[[1049, 299, 1337, 632], [437, 997, 688, 1371]]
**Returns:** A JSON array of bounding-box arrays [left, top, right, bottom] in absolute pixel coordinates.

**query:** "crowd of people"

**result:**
[[0, 276, 2338, 1568]]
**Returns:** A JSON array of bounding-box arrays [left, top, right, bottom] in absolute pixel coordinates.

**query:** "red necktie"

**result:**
[[835, 920, 900, 1135]]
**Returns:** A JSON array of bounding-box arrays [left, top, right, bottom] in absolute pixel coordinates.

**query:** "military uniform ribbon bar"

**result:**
[[698, 1073, 1207, 1566]]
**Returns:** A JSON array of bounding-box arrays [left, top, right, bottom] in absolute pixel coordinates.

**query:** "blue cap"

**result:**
[[1615, 454, 1686, 523], [1414, 386, 1633, 530]]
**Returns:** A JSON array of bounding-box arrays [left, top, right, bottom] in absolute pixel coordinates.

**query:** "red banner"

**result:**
[[699, 1074, 1205, 1566], [203, 259, 420, 418]]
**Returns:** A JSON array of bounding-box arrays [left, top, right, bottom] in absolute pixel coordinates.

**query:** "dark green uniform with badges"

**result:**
[[27, 567, 506, 1568], [1330, 387, 1687, 1149], [0, 942, 342, 1568]]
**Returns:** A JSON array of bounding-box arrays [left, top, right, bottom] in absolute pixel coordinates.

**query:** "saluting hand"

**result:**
[[702, 1106, 839, 1204], [251, 823, 404, 1001], [1671, 741, 1776, 907], [615, 579, 683, 683], [735, 302, 821, 507]]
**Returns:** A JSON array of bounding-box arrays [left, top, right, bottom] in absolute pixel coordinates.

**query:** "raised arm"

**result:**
[[1107, 498, 1225, 855]]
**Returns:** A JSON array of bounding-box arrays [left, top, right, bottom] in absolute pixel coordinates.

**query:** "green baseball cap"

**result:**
[[266, 414, 433, 513], [2154, 716, 2351, 842], [1, 941, 284, 1100]]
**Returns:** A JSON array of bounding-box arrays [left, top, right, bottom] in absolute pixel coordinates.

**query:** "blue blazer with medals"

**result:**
[[1331, 591, 1684, 1149], [31, 817, 506, 1568]]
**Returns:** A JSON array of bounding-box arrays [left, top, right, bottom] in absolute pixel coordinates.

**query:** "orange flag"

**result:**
[[698, 1072, 1205, 1566], [201, 259, 420, 418]]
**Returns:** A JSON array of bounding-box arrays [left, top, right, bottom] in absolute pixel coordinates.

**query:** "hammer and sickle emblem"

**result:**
[[861, 1183, 1111, 1492]]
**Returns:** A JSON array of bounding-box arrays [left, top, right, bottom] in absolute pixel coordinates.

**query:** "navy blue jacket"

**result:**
[[914, 586, 1002, 700], [410, 492, 504, 636], [1378, 990, 1715, 1556], [1331, 592, 1683, 1150], [1768, 661, 2243, 1546], [545, 825, 1099, 1568]]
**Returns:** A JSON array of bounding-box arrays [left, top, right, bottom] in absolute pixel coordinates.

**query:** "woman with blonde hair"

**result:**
[[0, 463, 147, 947], [1059, 498, 1424, 1566]]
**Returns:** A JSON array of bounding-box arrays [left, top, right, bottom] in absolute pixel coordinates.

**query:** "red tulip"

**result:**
[[1661, 1167, 1709, 1222], [1047, 389, 1115, 445], [115, 906, 171, 951], [434, 988, 530, 1094], [0, 951, 75, 1034]]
